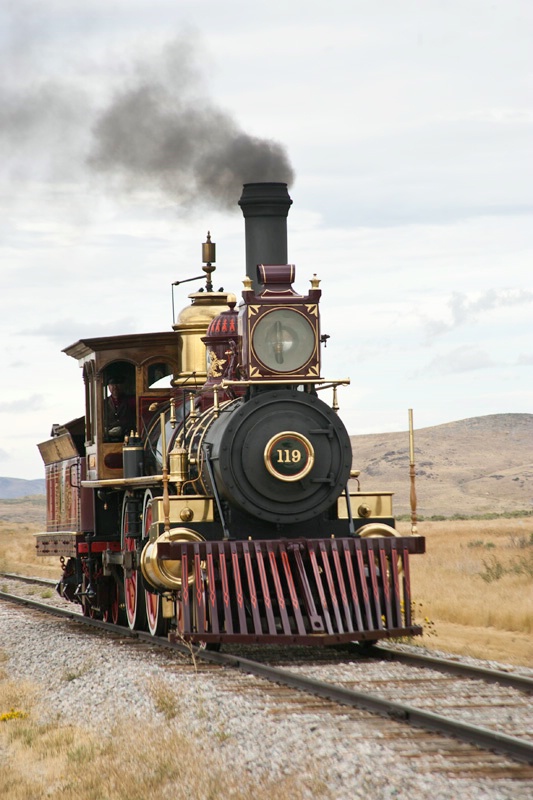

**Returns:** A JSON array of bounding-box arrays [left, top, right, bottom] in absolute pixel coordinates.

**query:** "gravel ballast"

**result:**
[[1, 602, 532, 800]]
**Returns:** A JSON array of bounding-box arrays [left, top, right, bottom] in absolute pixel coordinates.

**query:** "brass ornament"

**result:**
[[206, 350, 227, 378], [140, 527, 205, 591], [359, 523, 399, 538], [263, 431, 315, 482]]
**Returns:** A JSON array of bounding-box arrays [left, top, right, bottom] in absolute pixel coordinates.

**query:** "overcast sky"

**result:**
[[1, 0, 531, 479]]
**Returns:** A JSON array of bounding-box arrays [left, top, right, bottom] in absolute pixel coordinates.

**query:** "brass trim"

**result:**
[[359, 523, 399, 538], [151, 495, 214, 524], [81, 475, 165, 489], [264, 431, 315, 482], [141, 528, 205, 591], [337, 492, 394, 519], [181, 399, 236, 495], [250, 306, 318, 375], [219, 378, 350, 388]]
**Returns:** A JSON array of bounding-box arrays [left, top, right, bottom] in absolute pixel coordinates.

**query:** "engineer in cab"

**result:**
[[104, 374, 136, 442]]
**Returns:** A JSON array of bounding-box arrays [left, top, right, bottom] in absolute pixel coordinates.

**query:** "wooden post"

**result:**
[[408, 409, 418, 535]]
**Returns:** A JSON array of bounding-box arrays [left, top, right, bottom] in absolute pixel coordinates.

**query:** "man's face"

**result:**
[[108, 381, 123, 399]]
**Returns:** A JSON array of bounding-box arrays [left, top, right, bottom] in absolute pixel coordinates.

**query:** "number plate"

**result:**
[[264, 432, 315, 482]]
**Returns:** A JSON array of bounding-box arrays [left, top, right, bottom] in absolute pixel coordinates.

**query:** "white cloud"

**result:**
[[0, 394, 46, 414], [517, 354, 533, 366], [424, 289, 533, 340], [1, 0, 532, 477], [421, 345, 501, 376]]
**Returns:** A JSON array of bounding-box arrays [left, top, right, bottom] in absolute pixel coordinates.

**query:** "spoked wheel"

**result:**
[[145, 590, 170, 637], [143, 489, 170, 637], [81, 573, 93, 618], [103, 578, 127, 626], [81, 573, 100, 619], [122, 495, 147, 631]]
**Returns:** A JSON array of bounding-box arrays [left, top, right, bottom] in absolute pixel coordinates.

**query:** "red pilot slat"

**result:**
[[308, 544, 334, 635], [194, 549, 206, 635], [291, 547, 325, 633], [205, 544, 219, 635], [402, 547, 412, 626], [331, 540, 354, 633], [342, 540, 364, 631], [366, 540, 384, 630], [253, 542, 277, 636], [319, 541, 344, 634], [390, 541, 403, 628], [267, 543, 292, 634], [218, 542, 233, 635], [181, 547, 191, 634], [378, 545, 393, 628], [230, 542, 248, 634], [354, 540, 374, 630], [280, 548, 306, 636], [242, 542, 262, 635]]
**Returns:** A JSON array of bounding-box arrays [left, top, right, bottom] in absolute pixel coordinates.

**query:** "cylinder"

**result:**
[[123, 436, 144, 478]]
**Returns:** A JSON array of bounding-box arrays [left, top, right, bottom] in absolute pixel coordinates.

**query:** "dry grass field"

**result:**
[[397, 517, 533, 666], [0, 668, 327, 800]]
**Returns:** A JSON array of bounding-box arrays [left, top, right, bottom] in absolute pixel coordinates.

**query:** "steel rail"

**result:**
[[0, 590, 124, 631], [366, 644, 533, 694], [0, 572, 56, 587], [176, 646, 533, 766], [1, 589, 532, 765]]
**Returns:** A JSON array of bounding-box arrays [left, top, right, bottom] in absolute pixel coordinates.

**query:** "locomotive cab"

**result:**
[[62, 332, 182, 481]]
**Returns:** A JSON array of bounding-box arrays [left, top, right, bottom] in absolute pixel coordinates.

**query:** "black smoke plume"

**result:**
[[1, 31, 294, 211], [88, 39, 294, 209]]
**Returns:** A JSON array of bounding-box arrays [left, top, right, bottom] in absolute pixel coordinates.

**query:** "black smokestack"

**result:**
[[239, 182, 293, 295]]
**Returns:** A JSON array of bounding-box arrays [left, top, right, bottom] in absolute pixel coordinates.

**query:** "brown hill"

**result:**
[[0, 477, 45, 499], [350, 413, 533, 517]]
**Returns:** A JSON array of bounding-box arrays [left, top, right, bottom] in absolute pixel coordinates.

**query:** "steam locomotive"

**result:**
[[36, 183, 425, 645]]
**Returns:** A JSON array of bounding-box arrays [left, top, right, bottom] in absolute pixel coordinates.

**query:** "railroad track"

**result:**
[[0, 572, 56, 587], [1, 574, 532, 772], [368, 643, 533, 692]]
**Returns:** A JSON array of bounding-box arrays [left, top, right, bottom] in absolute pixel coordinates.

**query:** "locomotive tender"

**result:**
[[36, 182, 425, 645]]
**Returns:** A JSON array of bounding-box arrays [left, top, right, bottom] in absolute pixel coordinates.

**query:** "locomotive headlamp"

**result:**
[[252, 308, 316, 373]]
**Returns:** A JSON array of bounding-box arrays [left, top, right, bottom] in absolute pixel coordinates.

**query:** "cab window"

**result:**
[[147, 362, 173, 388], [103, 362, 137, 442]]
